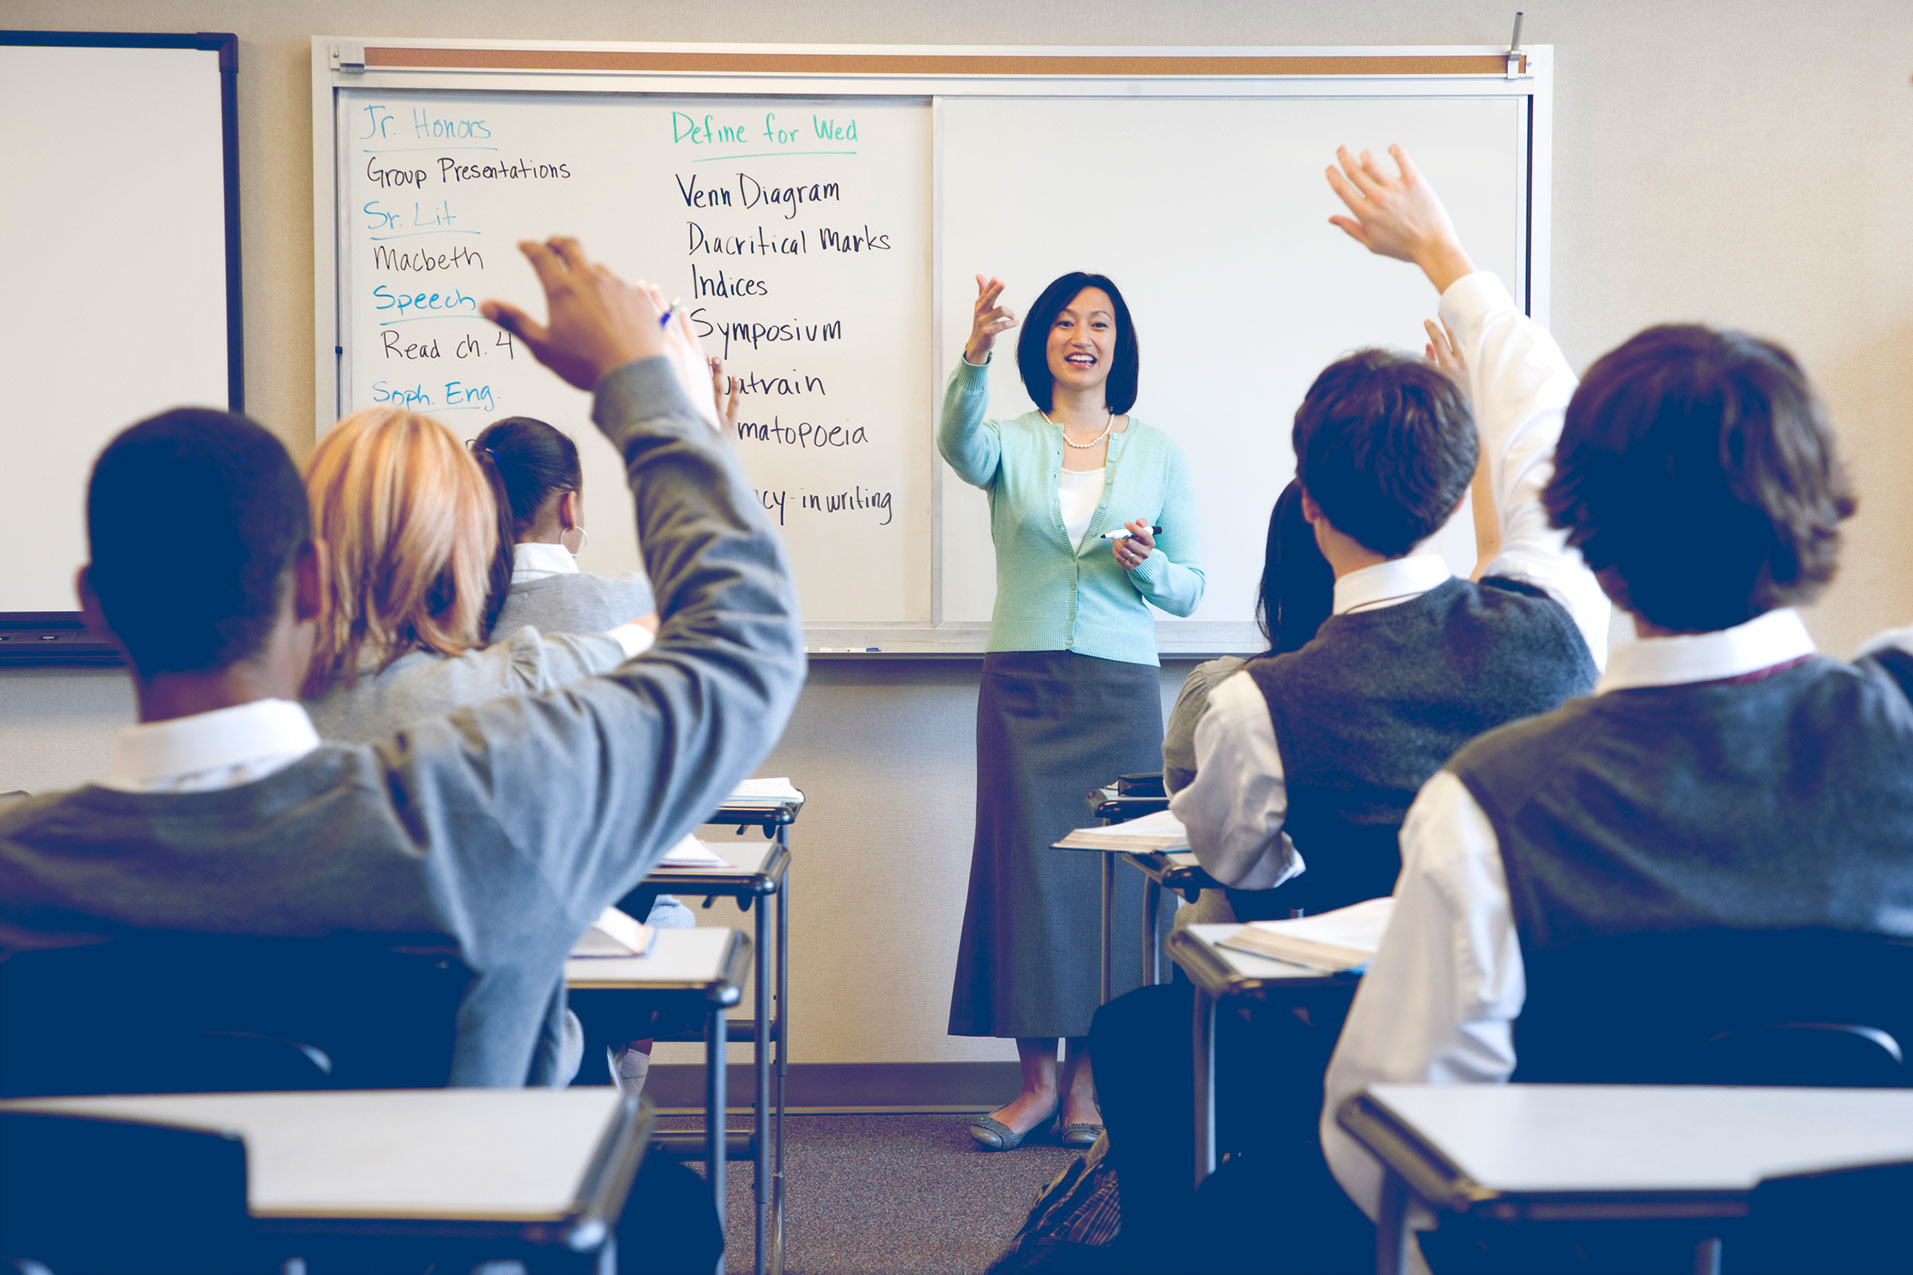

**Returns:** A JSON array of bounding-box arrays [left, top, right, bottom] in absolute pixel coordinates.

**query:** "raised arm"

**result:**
[[1328, 145, 1609, 665], [383, 239, 806, 927], [938, 275, 1019, 488]]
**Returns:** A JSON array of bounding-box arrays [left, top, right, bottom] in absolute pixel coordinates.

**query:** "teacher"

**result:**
[[942, 271, 1204, 1151]]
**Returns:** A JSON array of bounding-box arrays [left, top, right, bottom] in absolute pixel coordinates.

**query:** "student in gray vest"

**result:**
[[0, 236, 802, 1089], [1320, 147, 1913, 1229], [1168, 147, 1610, 920]]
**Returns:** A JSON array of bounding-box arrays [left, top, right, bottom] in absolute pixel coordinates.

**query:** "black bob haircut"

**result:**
[[1292, 349, 1477, 559], [86, 408, 311, 676], [1260, 478, 1336, 656], [1544, 324, 1855, 633], [1015, 273, 1140, 415], [473, 416, 583, 538]]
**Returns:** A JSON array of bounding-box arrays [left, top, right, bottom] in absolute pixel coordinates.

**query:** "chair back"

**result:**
[[1741, 1158, 1913, 1275], [1511, 928, 1913, 1087], [0, 933, 472, 1097], [0, 1110, 265, 1274]]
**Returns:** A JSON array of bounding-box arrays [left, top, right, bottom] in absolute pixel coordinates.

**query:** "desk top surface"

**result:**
[[565, 923, 746, 991], [1183, 923, 1352, 983], [0, 1088, 626, 1220], [1360, 1084, 1913, 1196], [651, 832, 783, 880]]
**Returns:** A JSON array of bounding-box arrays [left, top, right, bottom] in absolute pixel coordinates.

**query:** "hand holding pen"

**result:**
[[1109, 519, 1158, 570]]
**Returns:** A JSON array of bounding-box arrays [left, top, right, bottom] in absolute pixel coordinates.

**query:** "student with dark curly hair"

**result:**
[[940, 270, 1204, 1151]]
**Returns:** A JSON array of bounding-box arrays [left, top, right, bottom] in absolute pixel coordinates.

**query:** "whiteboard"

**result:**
[[315, 41, 1550, 652], [0, 35, 240, 619], [937, 94, 1525, 626], [333, 91, 933, 623]]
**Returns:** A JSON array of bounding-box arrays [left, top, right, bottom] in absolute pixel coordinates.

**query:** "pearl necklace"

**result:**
[[1045, 409, 1114, 450]]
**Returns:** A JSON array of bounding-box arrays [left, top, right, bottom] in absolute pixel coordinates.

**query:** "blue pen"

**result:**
[[658, 297, 683, 329]]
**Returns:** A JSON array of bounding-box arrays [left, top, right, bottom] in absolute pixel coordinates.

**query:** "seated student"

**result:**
[[473, 411, 694, 1095], [474, 414, 661, 640], [1087, 146, 1611, 1272], [1161, 479, 1333, 798], [0, 243, 802, 1272], [1318, 146, 1913, 1238], [1167, 149, 1610, 923], [300, 406, 656, 744]]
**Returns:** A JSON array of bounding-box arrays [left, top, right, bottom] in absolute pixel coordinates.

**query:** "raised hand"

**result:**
[[1325, 145, 1476, 294], [709, 356, 742, 431], [480, 237, 664, 391], [965, 274, 1019, 364], [1424, 316, 1466, 389]]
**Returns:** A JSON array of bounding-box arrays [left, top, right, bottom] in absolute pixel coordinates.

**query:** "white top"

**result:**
[[512, 539, 581, 582], [1353, 1083, 1913, 1198], [1058, 465, 1105, 549], [1168, 271, 1612, 892], [1318, 608, 1905, 1220], [104, 699, 320, 793], [1, 1088, 625, 1219]]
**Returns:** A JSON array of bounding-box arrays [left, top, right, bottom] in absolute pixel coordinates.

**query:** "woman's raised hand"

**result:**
[[709, 356, 742, 432], [965, 275, 1019, 364]]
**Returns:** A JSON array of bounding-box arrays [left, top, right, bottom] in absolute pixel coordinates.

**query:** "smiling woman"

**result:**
[[939, 270, 1205, 1153]]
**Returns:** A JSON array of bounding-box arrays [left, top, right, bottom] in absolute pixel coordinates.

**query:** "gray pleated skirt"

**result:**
[[948, 650, 1167, 1040]]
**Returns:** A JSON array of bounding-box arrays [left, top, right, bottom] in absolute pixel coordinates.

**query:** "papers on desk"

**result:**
[[1052, 808, 1191, 853], [1217, 897, 1394, 973], [726, 777, 805, 807], [571, 907, 655, 958], [656, 833, 729, 870]]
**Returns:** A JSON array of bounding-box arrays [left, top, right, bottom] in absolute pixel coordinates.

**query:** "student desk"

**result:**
[[567, 923, 749, 1268], [1167, 923, 1361, 1188], [1081, 788, 1179, 1001], [0, 1087, 647, 1272], [641, 794, 799, 1275], [1337, 1084, 1913, 1275]]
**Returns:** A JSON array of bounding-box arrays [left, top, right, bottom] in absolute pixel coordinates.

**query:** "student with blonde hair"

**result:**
[[300, 405, 655, 746]]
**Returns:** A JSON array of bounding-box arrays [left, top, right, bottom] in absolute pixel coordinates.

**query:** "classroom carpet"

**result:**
[[660, 1110, 1086, 1274]]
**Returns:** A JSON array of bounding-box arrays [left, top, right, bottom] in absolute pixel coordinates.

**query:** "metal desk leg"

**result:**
[[1141, 868, 1161, 986], [1376, 1169, 1411, 1275], [1693, 1238, 1722, 1275], [772, 843, 789, 1275], [753, 876, 772, 1275], [705, 1004, 727, 1275], [1100, 852, 1115, 1004], [1192, 985, 1216, 1188]]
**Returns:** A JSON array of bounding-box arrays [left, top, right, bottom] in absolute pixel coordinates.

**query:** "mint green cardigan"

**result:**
[[939, 358, 1204, 667]]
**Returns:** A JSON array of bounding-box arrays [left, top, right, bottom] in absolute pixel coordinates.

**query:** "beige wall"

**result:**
[[4, 1, 1911, 1066]]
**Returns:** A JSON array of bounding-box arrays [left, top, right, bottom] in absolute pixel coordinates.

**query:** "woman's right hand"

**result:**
[[965, 275, 1018, 364]]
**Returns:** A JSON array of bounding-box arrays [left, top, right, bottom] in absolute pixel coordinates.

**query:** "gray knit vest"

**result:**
[[1245, 575, 1596, 915], [1448, 650, 1913, 1080]]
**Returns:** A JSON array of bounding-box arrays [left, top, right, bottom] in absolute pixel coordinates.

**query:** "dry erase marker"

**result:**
[[1100, 525, 1164, 541], [658, 297, 683, 328]]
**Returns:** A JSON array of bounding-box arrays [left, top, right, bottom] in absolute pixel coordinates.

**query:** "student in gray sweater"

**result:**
[[0, 239, 805, 1100]]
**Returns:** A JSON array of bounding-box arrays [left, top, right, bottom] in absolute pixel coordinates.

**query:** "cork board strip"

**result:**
[[361, 48, 1524, 78]]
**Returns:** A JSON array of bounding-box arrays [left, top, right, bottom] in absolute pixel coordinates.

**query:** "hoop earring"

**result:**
[[562, 524, 589, 556]]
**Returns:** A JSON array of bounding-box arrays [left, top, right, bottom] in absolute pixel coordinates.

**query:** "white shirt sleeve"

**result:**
[[1168, 669, 1301, 890], [1440, 273, 1611, 670], [607, 623, 657, 659], [1319, 769, 1526, 1220], [1857, 626, 1913, 661]]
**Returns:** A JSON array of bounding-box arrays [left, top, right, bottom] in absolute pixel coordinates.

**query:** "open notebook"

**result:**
[[570, 907, 654, 958], [1216, 897, 1395, 972], [1052, 808, 1190, 853]]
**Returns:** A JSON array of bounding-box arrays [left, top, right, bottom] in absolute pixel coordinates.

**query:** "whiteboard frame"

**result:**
[[312, 38, 1553, 656]]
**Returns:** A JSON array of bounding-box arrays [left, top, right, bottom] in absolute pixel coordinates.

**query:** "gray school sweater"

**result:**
[[0, 357, 807, 1087], [495, 568, 655, 639]]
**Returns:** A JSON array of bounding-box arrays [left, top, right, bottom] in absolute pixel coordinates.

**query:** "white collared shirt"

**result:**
[[506, 541, 655, 659], [104, 699, 321, 794], [1168, 272, 1612, 891], [1320, 609, 1832, 1219], [511, 540, 578, 583]]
